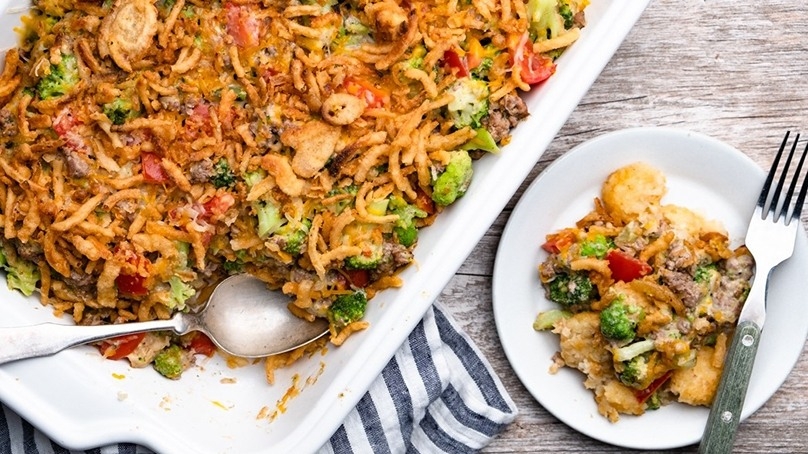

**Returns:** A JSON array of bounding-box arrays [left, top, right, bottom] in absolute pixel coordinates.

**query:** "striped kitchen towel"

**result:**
[[0, 301, 517, 454]]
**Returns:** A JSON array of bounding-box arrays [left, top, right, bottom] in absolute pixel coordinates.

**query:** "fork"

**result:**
[[699, 132, 808, 454]]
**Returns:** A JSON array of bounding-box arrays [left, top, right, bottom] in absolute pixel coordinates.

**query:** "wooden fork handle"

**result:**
[[699, 320, 762, 454]]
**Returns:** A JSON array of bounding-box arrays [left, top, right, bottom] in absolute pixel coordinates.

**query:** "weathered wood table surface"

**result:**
[[444, 0, 808, 452]]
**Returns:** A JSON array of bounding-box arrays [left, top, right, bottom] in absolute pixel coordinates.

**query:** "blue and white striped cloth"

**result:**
[[0, 301, 517, 454]]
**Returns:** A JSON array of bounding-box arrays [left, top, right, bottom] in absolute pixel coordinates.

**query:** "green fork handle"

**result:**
[[698, 320, 762, 454]]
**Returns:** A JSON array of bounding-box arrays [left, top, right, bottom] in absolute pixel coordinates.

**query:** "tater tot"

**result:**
[[601, 162, 666, 224]]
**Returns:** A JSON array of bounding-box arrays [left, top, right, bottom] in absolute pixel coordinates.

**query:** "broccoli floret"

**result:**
[[328, 290, 367, 327], [545, 271, 597, 307], [157, 0, 177, 10], [222, 250, 247, 274], [272, 219, 311, 255], [243, 169, 266, 188], [599, 298, 643, 342], [102, 98, 137, 125], [229, 84, 247, 102], [281, 228, 309, 255], [222, 260, 243, 274], [254, 200, 284, 237], [394, 224, 418, 248], [446, 78, 489, 129], [407, 55, 424, 70], [0, 243, 40, 296], [470, 56, 494, 79], [168, 276, 195, 311], [175, 241, 191, 270], [211, 158, 236, 188], [181, 5, 195, 18], [153, 344, 186, 379], [388, 196, 427, 247], [558, 0, 575, 29], [36, 53, 79, 100], [461, 128, 500, 154], [694, 263, 719, 284], [618, 354, 651, 388], [8, 261, 40, 296], [614, 338, 655, 362], [432, 150, 473, 206], [334, 15, 372, 49], [532, 308, 572, 331], [343, 14, 369, 34], [405, 45, 426, 70], [645, 392, 662, 410], [526, 0, 566, 40], [580, 235, 614, 259], [325, 184, 358, 214], [345, 242, 384, 270]]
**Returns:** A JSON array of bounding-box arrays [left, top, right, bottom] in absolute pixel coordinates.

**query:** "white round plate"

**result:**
[[492, 127, 808, 450]]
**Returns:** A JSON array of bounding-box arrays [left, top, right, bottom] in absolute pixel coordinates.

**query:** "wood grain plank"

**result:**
[[442, 0, 808, 452]]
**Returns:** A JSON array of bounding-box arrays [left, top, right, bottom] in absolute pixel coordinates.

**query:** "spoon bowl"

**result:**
[[0, 274, 329, 365], [187, 274, 329, 357]]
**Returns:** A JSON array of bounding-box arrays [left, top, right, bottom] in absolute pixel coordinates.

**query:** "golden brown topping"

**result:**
[[171, 47, 203, 75], [321, 93, 365, 126], [281, 120, 341, 178], [261, 154, 306, 197], [370, 2, 409, 42], [0, 50, 21, 100], [0, 0, 589, 378], [98, 0, 159, 72]]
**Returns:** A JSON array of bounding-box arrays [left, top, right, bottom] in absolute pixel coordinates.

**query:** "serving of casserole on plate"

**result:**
[[493, 128, 808, 450], [0, 0, 649, 452]]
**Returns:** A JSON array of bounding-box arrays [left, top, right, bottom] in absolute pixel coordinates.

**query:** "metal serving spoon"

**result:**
[[0, 274, 329, 365]]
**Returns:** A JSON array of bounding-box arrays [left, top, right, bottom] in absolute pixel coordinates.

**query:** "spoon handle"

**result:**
[[0, 317, 180, 365]]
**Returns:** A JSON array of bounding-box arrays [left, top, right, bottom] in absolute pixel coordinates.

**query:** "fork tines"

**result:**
[[759, 131, 808, 224]]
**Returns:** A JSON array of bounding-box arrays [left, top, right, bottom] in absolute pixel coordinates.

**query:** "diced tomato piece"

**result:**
[[518, 50, 555, 85], [53, 108, 81, 136], [115, 273, 148, 296], [343, 76, 388, 108], [414, 187, 436, 216], [199, 194, 236, 224], [512, 32, 556, 85], [184, 103, 214, 139], [344, 269, 370, 288], [606, 250, 653, 283], [189, 332, 217, 357], [542, 229, 577, 254], [99, 333, 146, 360], [202, 193, 236, 218], [141, 152, 170, 184], [115, 252, 151, 296], [225, 3, 260, 48], [260, 66, 278, 84], [53, 108, 90, 152], [442, 49, 470, 78], [635, 370, 673, 403]]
